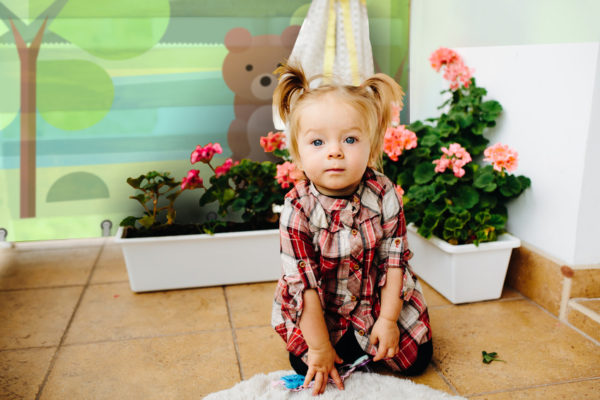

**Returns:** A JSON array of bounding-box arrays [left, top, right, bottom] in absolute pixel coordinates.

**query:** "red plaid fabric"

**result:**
[[272, 169, 432, 372]]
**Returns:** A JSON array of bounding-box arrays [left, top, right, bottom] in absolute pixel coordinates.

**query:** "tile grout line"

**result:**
[[520, 294, 600, 347], [223, 286, 245, 381], [58, 328, 234, 348], [430, 360, 461, 396], [465, 375, 600, 398], [35, 240, 107, 400]]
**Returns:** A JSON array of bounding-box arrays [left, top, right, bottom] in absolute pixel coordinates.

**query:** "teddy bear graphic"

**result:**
[[222, 26, 300, 161]]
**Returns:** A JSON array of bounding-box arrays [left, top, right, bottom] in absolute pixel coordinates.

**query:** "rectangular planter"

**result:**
[[115, 227, 281, 292], [407, 225, 520, 304]]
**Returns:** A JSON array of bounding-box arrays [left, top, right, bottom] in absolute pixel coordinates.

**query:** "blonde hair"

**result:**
[[273, 63, 404, 170]]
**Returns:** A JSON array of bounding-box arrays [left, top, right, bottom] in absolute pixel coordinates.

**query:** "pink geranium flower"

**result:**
[[484, 143, 519, 173], [429, 47, 460, 72], [191, 143, 223, 164], [275, 162, 302, 189], [260, 131, 286, 153], [181, 169, 203, 190], [433, 143, 472, 178], [214, 158, 239, 178], [430, 47, 473, 90], [390, 102, 403, 126], [383, 125, 418, 162]]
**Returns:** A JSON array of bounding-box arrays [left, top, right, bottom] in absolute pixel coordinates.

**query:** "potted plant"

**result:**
[[115, 140, 293, 292], [383, 47, 531, 304]]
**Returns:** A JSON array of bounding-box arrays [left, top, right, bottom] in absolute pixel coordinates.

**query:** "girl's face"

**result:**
[[296, 92, 371, 197]]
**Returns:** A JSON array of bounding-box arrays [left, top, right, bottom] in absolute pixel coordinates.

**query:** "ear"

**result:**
[[281, 25, 301, 49], [224, 27, 252, 52]]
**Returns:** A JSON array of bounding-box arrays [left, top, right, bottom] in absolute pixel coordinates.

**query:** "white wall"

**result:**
[[409, 0, 600, 266]]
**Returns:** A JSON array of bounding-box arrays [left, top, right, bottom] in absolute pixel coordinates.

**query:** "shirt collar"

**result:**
[[308, 169, 382, 227]]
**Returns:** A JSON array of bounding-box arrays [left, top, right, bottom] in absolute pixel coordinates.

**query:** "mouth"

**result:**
[[326, 168, 344, 173]]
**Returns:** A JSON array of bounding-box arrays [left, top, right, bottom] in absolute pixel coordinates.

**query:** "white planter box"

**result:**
[[115, 227, 280, 292], [407, 225, 520, 304]]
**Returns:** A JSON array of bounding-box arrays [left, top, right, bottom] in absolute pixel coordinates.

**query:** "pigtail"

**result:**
[[273, 63, 310, 124], [360, 74, 405, 170], [362, 73, 405, 135]]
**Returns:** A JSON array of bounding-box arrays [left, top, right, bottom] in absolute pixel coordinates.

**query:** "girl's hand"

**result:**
[[304, 344, 344, 395], [370, 317, 400, 362]]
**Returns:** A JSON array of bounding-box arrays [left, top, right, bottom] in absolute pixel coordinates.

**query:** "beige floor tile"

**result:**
[[468, 378, 600, 399], [64, 282, 230, 344], [0, 247, 100, 289], [0, 287, 83, 350], [236, 325, 291, 379], [89, 244, 129, 284], [226, 282, 277, 328], [430, 299, 600, 396], [0, 347, 56, 399], [40, 332, 239, 400], [375, 363, 457, 395], [408, 365, 457, 395]]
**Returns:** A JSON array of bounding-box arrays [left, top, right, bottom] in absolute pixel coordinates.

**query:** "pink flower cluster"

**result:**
[[260, 131, 286, 153], [429, 47, 473, 90], [181, 169, 203, 190], [275, 161, 302, 189], [215, 158, 239, 178], [390, 102, 402, 126], [383, 125, 418, 162], [433, 143, 472, 178], [484, 143, 518, 173], [191, 143, 222, 164]]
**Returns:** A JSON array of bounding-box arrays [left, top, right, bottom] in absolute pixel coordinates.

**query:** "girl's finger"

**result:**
[[303, 368, 314, 389], [373, 345, 387, 362], [330, 368, 344, 391], [313, 372, 324, 395]]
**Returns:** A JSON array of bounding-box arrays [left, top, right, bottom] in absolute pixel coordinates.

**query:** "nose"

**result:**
[[327, 144, 343, 159]]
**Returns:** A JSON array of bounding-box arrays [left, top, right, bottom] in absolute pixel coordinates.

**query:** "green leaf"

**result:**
[[119, 216, 138, 227], [473, 166, 495, 189], [435, 174, 458, 186], [420, 132, 440, 147], [425, 201, 447, 217], [482, 351, 505, 364], [451, 186, 479, 209], [489, 214, 507, 229], [499, 175, 522, 197], [414, 162, 436, 184], [138, 215, 155, 229], [444, 216, 464, 231]]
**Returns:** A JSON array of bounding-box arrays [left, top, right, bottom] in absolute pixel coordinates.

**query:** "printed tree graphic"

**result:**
[[0, 0, 170, 218]]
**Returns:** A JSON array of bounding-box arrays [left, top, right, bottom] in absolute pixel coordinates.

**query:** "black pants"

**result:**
[[289, 328, 433, 376]]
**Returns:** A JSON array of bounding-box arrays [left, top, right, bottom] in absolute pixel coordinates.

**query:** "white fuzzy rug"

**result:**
[[204, 370, 465, 400]]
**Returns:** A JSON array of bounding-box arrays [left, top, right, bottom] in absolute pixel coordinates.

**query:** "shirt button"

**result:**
[[395, 238, 401, 246], [351, 229, 358, 236], [358, 330, 365, 336], [298, 261, 306, 269], [350, 295, 357, 302], [353, 264, 360, 271]]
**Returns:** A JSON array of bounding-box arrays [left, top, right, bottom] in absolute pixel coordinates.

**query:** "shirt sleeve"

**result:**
[[376, 185, 415, 301], [271, 196, 321, 355]]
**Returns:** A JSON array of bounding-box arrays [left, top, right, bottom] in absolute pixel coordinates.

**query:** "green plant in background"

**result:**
[[120, 171, 195, 230], [199, 158, 287, 229], [121, 138, 295, 237], [383, 47, 531, 245]]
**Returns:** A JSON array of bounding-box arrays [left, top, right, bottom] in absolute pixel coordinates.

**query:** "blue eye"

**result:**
[[312, 139, 323, 146], [345, 137, 356, 144]]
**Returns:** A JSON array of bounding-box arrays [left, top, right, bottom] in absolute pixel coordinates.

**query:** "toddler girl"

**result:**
[[271, 64, 432, 396]]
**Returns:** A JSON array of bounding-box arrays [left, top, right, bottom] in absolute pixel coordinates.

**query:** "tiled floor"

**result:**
[[1, 239, 599, 399]]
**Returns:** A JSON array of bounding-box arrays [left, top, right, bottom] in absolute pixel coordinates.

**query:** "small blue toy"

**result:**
[[273, 355, 371, 391]]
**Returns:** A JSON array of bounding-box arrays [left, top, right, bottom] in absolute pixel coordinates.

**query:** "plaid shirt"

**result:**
[[272, 168, 431, 371]]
